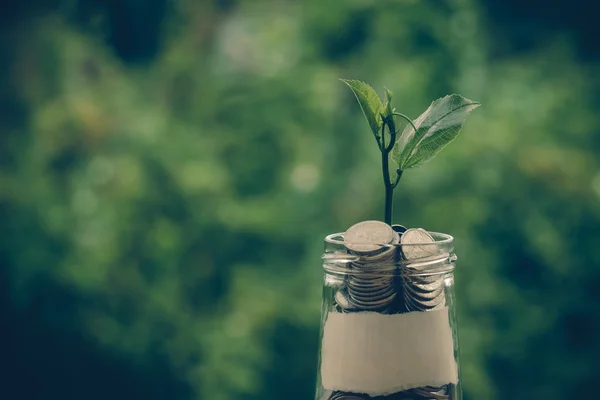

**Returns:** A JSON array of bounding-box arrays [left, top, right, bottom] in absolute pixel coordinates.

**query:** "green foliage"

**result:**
[[342, 81, 478, 223], [1, 1, 600, 400], [384, 87, 394, 120], [340, 79, 384, 140], [393, 94, 480, 170]]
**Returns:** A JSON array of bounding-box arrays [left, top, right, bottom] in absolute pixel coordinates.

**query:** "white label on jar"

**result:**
[[320, 308, 458, 395]]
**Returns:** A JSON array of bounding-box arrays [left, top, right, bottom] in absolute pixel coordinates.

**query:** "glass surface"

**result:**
[[315, 232, 461, 400]]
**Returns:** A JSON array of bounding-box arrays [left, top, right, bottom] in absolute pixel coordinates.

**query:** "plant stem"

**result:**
[[382, 140, 393, 224], [381, 120, 397, 225], [392, 170, 403, 189], [392, 112, 418, 135], [381, 115, 405, 224]]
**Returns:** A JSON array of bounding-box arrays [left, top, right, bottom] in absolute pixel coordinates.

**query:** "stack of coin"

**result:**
[[398, 228, 452, 399], [344, 220, 400, 259], [402, 273, 446, 312], [340, 221, 400, 312], [400, 228, 446, 312]]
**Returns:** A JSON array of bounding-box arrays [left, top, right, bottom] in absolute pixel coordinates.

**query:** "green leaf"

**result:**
[[391, 94, 480, 170], [340, 79, 384, 138], [383, 87, 394, 118]]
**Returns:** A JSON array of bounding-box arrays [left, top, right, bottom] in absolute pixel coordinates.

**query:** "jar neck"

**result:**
[[322, 230, 456, 276], [322, 253, 456, 276]]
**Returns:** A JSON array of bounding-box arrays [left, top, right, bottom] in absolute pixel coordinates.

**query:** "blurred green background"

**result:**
[[1, 0, 599, 399]]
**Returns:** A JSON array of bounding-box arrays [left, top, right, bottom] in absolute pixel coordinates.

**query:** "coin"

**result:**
[[353, 246, 397, 263], [347, 274, 394, 285], [404, 291, 445, 311], [348, 286, 394, 300], [335, 287, 352, 310], [347, 275, 395, 303], [349, 295, 396, 310], [344, 220, 396, 254], [390, 229, 401, 244], [404, 283, 445, 302], [347, 283, 393, 295], [347, 285, 394, 296], [404, 278, 445, 297], [400, 228, 437, 261], [350, 286, 395, 301], [405, 273, 445, 286], [348, 291, 396, 307]]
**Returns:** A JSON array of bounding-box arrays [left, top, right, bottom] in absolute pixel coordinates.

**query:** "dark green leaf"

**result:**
[[340, 79, 384, 138], [383, 87, 394, 118], [391, 94, 480, 169]]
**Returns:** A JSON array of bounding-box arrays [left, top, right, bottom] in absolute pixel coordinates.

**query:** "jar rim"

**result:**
[[322, 231, 455, 275], [324, 231, 454, 247]]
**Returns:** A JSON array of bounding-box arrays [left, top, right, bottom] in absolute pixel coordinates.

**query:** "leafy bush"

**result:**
[[1, 1, 599, 399]]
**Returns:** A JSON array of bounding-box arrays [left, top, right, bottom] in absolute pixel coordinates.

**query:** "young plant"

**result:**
[[341, 79, 480, 225]]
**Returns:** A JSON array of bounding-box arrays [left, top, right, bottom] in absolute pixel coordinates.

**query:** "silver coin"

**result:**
[[347, 277, 393, 290], [403, 267, 447, 311], [350, 288, 395, 302], [349, 294, 396, 309], [364, 230, 401, 262], [344, 220, 395, 254], [405, 285, 445, 303], [404, 275, 446, 289], [404, 287, 445, 305], [347, 285, 394, 296], [356, 246, 397, 262], [350, 251, 396, 266], [404, 280, 445, 299], [334, 288, 352, 309], [348, 272, 393, 280], [350, 294, 395, 306], [404, 293, 446, 311], [405, 272, 444, 284], [349, 285, 394, 296], [347, 284, 392, 294], [347, 283, 393, 296], [348, 275, 394, 285], [406, 292, 445, 308], [346, 277, 395, 307], [390, 229, 401, 244], [405, 279, 445, 295], [348, 284, 394, 297], [400, 228, 437, 261], [349, 289, 394, 301], [350, 297, 396, 310], [404, 298, 427, 312], [350, 230, 400, 265], [404, 290, 445, 307], [348, 277, 390, 288], [347, 277, 393, 287]]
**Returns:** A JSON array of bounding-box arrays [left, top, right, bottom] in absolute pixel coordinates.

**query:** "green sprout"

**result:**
[[341, 79, 480, 225]]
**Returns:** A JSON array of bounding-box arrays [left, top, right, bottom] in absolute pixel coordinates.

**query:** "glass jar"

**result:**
[[315, 231, 460, 400]]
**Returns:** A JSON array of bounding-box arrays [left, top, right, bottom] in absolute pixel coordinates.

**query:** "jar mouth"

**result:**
[[324, 231, 453, 247], [322, 231, 455, 275]]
